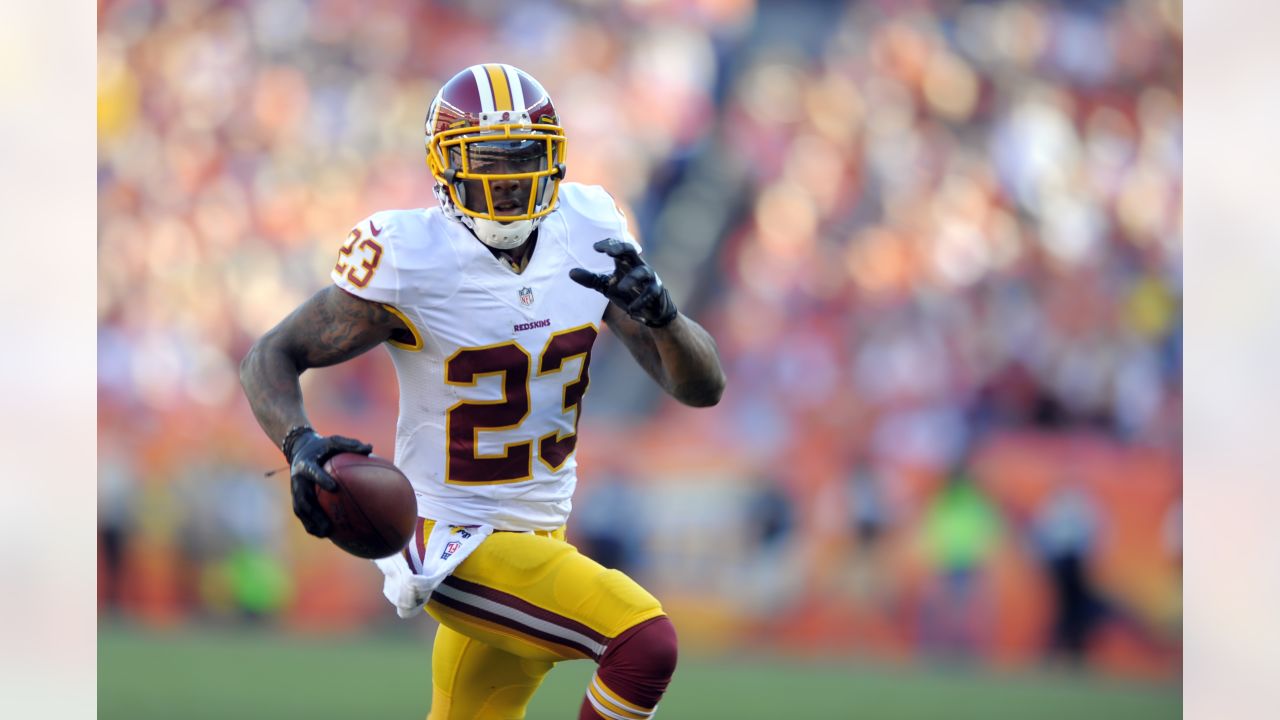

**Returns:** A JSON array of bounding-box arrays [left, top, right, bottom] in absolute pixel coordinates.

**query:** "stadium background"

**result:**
[[97, 0, 1182, 717]]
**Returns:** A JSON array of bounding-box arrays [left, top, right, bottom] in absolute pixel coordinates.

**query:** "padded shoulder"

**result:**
[[555, 183, 641, 274], [330, 208, 463, 309]]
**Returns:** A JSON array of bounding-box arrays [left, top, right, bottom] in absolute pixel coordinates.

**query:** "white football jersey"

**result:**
[[330, 183, 630, 531]]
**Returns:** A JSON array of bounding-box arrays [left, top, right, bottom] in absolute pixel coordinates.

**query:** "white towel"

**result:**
[[373, 522, 495, 619]]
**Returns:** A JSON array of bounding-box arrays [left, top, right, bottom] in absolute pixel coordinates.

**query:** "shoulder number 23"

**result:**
[[334, 222, 383, 288]]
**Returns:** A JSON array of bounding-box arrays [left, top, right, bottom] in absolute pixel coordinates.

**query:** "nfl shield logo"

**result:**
[[519, 287, 534, 306], [441, 540, 461, 560]]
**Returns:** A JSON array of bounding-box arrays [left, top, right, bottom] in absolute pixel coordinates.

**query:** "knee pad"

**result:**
[[603, 615, 678, 682], [584, 615, 678, 719]]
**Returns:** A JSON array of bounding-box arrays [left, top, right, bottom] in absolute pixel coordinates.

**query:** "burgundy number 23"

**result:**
[[444, 325, 597, 484]]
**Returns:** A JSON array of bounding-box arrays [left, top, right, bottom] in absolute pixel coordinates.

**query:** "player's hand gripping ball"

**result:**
[[317, 453, 418, 559], [569, 238, 678, 328], [282, 427, 416, 558]]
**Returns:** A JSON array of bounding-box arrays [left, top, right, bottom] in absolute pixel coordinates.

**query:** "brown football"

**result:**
[[317, 453, 417, 559]]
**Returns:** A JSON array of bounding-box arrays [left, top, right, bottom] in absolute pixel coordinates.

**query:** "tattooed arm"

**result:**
[[239, 286, 408, 448]]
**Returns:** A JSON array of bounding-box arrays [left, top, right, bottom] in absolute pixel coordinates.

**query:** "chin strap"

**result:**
[[472, 216, 537, 249], [433, 182, 550, 250]]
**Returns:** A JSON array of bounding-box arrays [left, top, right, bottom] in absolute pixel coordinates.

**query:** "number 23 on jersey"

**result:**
[[335, 222, 384, 288], [445, 325, 597, 485]]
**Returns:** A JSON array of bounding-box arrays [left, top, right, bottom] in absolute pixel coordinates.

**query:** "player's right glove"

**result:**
[[281, 425, 373, 537]]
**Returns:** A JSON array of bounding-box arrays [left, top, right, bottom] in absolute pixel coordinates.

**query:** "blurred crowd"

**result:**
[[98, 0, 1181, 678]]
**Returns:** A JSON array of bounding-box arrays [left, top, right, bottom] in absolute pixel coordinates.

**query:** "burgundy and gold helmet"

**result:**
[[425, 64, 567, 249]]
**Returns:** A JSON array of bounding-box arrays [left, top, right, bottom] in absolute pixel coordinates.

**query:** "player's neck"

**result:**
[[487, 230, 538, 273]]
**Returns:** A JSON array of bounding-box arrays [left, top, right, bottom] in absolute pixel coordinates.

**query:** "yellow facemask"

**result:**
[[426, 122, 568, 223]]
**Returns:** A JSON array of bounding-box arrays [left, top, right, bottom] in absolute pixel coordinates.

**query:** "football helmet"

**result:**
[[425, 64, 567, 250]]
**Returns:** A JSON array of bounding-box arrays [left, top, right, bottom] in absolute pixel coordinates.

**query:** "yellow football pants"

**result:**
[[409, 520, 665, 720]]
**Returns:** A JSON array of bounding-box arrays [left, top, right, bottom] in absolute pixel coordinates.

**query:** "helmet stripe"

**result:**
[[503, 64, 526, 111], [470, 65, 495, 113], [485, 64, 513, 111]]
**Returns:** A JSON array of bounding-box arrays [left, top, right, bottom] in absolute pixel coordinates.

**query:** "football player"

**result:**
[[240, 63, 726, 719]]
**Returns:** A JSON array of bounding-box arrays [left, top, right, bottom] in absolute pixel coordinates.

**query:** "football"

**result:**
[[316, 453, 417, 559]]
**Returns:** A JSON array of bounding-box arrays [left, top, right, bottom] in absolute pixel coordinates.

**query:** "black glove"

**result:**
[[281, 426, 373, 537], [569, 238, 677, 328]]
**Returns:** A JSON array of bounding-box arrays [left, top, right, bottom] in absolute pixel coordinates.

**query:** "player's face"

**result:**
[[453, 140, 547, 218]]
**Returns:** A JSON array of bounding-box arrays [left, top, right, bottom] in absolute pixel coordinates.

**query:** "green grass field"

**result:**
[[99, 622, 1179, 719]]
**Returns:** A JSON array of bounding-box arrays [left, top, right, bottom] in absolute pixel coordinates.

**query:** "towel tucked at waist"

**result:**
[[373, 521, 495, 619]]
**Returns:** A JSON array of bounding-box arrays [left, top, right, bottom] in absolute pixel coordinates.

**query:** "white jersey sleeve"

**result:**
[[330, 209, 464, 312], [557, 183, 642, 276]]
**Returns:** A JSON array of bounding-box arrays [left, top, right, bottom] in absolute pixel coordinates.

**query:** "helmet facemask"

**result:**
[[427, 113, 567, 250]]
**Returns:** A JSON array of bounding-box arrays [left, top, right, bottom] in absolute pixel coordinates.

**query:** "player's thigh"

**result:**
[[428, 623, 553, 720], [426, 529, 664, 663]]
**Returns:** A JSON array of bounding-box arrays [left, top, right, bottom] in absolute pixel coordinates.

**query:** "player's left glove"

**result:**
[[569, 238, 677, 328]]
